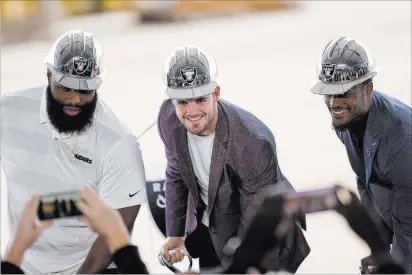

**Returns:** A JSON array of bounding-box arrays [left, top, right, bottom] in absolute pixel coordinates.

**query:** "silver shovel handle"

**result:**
[[159, 248, 193, 274]]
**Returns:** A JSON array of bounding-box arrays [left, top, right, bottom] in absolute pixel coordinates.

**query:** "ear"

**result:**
[[365, 81, 373, 96], [47, 70, 52, 85], [213, 85, 220, 100]]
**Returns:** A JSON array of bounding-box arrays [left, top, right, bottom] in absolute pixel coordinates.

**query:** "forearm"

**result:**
[[77, 236, 112, 274], [4, 243, 25, 267]]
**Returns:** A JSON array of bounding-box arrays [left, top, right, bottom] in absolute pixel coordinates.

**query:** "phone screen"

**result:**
[[38, 191, 82, 220], [283, 186, 347, 215]]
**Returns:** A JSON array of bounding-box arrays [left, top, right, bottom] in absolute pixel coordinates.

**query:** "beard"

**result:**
[[331, 110, 365, 132], [46, 85, 97, 135]]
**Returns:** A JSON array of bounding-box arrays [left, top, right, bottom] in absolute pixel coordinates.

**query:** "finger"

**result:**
[[76, 200, 91, 217], [176, 250, 185, 262], [77, 215, 92, 227], [161, 246, 171, 262], [37, 220, 53, 231], [169, 252, 178, 264], [82, 186, 98, 202], [30, 194, 41, 215], [23, 194, 41, 215], [161, 251, 170, 262], [19, 195, 41, 222], [246, 267, 261, 274]]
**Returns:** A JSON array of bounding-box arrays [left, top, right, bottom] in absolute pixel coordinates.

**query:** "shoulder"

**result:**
[[1, 85, 45, 107], [157, 99, 180, 138], [220, 99, 276, 145], [93, 98, 137, 149], [374, 91, 412, 138]]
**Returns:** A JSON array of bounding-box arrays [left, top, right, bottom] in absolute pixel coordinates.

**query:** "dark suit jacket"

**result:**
[[336, 91, 412, 272], [157, 99, 310, 272]]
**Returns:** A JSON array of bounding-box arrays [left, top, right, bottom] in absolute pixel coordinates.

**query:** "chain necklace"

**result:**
[[56, 132, 80, 162]]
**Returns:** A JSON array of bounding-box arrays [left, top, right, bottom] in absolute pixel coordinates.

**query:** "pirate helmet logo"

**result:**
[[180, 67, 197, 84], [322, 63, 336, 82], [73, 57, 90, 76]]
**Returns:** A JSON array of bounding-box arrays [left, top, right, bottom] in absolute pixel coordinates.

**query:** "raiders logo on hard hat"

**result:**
[[73, 57, 90, 75], [322, 63, 336, 82], [180, 67, 197, 84]]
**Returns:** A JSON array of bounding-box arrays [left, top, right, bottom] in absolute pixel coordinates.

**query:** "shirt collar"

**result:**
[[39, 86, 49, 124]]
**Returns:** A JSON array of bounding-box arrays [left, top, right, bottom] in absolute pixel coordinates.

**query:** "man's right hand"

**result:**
[[159, 237, 185, 265]]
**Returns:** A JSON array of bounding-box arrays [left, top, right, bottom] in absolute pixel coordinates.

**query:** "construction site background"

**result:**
[[1, 0, 295, 45]]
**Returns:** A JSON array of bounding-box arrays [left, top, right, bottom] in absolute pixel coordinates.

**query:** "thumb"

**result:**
[[37, 220, 53, 232], [162, 244, 172, 260], [77, 216, 93, 230]]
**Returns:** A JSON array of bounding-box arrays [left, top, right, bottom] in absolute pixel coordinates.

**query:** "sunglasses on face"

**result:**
[[55, 83, 95, 95]]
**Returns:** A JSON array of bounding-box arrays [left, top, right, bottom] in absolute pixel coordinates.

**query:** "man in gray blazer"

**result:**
[[310, 36, 412, 272], [158, 45, 310, 273]]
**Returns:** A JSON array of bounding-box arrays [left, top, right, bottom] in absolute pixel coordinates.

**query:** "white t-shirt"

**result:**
[[187, 131, 215, 227], [0, 85, 147, 274]]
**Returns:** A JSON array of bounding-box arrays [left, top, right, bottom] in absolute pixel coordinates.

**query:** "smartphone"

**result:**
[[282, 185, 353, 216], [37, 190, 83, 220]]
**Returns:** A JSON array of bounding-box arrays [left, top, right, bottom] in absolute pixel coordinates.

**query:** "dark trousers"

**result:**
[[185, 223, 221, 270]]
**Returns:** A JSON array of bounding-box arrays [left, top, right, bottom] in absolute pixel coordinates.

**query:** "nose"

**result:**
[[327, 95, 343, 109], [185, 101, 198, 116], [66, 91, 80, 105]]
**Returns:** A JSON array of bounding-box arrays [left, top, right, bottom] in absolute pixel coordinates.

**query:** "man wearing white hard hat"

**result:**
[[310, 36, 412, 273], [157, 45, 310, 272], [0, 30, 147, 274]]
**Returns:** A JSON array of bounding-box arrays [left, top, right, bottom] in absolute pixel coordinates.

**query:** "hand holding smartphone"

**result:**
[[37, 190, 83, 220]]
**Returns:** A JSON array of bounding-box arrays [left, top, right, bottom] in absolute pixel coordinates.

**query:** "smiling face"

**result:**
[[172, 86, 220, 136], [324, 80, 373, 131]]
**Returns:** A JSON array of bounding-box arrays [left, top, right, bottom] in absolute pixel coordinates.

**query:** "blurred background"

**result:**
[[1, 0, 411, 274]]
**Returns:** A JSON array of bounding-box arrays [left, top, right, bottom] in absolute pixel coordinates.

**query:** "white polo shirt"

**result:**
[[0, 85, 147, 274]]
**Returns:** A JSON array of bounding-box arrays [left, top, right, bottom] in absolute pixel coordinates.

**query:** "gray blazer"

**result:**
[[157, 99, 310, 272], [336, 91, 412, 272]]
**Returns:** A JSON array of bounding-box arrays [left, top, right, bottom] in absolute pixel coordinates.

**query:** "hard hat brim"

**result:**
[[166, 81, 218, 100], [47, 64, 103, 91], [310, 72, 377, 95]]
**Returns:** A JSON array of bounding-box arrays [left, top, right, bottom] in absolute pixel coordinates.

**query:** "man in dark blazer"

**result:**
[[310, 36, 412, 272], [158, 45, 310, 273]]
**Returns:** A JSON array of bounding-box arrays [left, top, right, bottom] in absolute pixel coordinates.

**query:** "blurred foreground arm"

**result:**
[[2, 195, 52, 274], [76, 186, 148, 274], [77, 136, 146, 273]]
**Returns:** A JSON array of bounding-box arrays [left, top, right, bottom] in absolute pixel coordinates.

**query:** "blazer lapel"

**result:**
[[208, 104, 228, 214], [363, 94, 385, 186], [344, 133, 366, 182], [174, 125, 200, 207], [363, 131, 381, 185]]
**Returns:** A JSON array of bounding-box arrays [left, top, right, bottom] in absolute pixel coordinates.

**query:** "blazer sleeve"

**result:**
[[237, 138, 310, 273], [385, 135, 412, 273], [157, 110, 188, 237], [237, 138, 278, 234]]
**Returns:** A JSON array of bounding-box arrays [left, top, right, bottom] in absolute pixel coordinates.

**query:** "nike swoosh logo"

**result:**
[[129, 190, 140, 198]]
